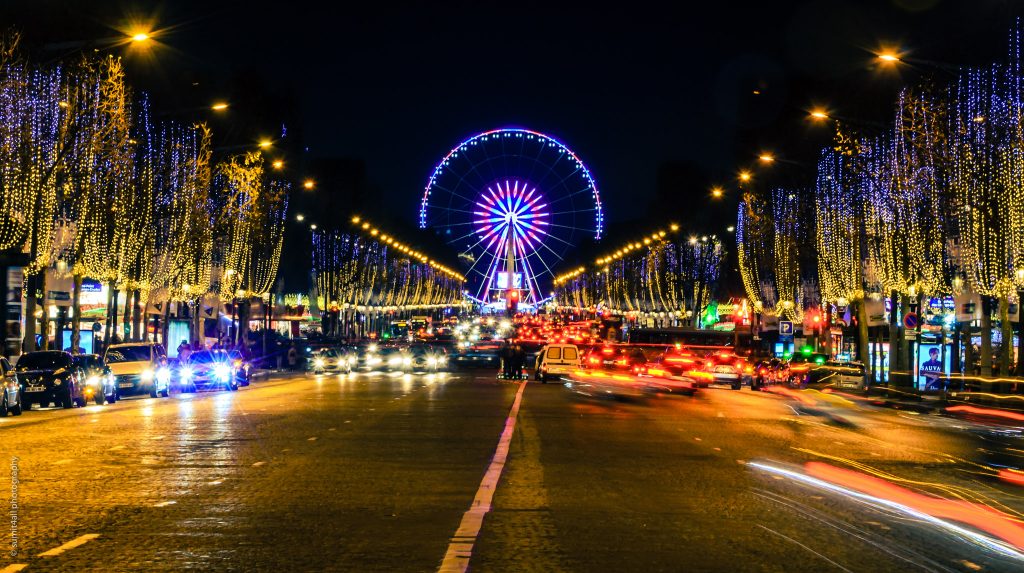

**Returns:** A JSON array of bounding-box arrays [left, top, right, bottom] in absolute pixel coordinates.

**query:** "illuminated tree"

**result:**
[[737, 188, 804, 321]]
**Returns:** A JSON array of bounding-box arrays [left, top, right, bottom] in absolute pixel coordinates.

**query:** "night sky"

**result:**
[[5, 0, 1024, 290]]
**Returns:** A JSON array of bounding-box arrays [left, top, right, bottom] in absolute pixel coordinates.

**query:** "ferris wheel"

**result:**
[[419, 128, 603, 306]]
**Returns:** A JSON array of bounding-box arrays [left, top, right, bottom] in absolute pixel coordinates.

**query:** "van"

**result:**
[[535, 343, 581, 383], [103, 342, 170, 398]]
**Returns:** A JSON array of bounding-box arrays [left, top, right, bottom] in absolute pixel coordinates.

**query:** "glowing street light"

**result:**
[[211, 102, 229, 111], [309, 224, 317, 230], [258, 139, 272, 149], [303, 179, 315, 190], [739, 171, 752, 182], [727, 225, 735, 232], [809, 109, 829, 121], [130, 32, 151, 43], [295, 214, 305, 222], [877, 52, 901, 63], [272, 159, 284, 170], [711, 186, 724, 199], [758, 154, 775, 164]]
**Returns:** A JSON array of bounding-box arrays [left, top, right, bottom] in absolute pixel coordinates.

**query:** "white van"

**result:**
[[103, 342, 170, 398], [535, 343, 581, 383]]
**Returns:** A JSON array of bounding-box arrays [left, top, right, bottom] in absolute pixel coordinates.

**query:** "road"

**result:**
[[3, 369, 1024, 572]]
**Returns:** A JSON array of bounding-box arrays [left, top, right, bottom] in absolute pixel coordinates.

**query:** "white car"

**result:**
[[103, 342, 171, 398], [535, 343, 581, 383]]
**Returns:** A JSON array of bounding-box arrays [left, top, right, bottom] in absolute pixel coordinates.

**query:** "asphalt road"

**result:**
[[3, 369, 1024, 572]]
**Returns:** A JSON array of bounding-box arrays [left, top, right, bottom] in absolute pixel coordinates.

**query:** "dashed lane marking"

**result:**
[[307, 437, 318, 441], [154, 501, 177, 508], [438, 380, 527, 573], [1, 564, 28, 572], [39, 534, 100, 557], [208, 480, 223, 486]]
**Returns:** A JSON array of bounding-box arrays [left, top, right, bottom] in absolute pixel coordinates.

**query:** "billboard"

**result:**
[[494, 272, 523, 290]]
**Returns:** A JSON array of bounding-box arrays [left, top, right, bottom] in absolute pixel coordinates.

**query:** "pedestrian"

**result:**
[[177, 339, 191, 363], [511, 341, 525, 380], [500, 339, 513, 379]]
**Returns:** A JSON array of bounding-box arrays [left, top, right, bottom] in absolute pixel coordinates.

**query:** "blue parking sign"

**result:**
[[779, 320, 794, 340]]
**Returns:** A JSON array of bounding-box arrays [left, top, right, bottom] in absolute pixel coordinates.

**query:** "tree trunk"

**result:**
[[1017, 291, 1024, 376], [980, 296, 993, 377], [856, 298, 871, 385], [22, 272, 37, 352], [897, 293, 910, 375], [70, 274, 83, 354], [38, 271, 48, 350], [237, 297, 250, 348], [999, 295, 1012, 376], [132, 289, 142, 342], [121, 288, 131, 342]]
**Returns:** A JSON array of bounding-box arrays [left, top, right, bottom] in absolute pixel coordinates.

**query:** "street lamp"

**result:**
[[272, 159, 284, 170], [711, 186, 724, 199], [303, 179, 315, 190], [877, 52, 901, 63], [211, 102, 229, 111], [295, 214, 305, 222], [131, 32, 151, 43], [739, 171, 752, 182], [808, 109, 830, 121], [258, 139, 273, 149], [758, 153, 775, 164]]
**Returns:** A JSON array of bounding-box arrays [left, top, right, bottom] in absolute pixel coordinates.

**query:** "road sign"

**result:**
[[779, 320, 794, 340], [903, 312, 919, 330]]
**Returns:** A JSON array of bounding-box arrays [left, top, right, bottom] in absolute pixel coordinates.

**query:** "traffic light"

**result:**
[[506, 289, 520, 315]]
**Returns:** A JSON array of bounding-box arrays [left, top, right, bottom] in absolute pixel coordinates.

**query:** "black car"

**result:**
[[1, 357, 24, 416], [17, 351, 87, 409], [72, 354, 118, 405], [178, 350, 240, 393]]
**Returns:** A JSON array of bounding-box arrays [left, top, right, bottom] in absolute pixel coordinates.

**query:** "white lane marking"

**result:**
[[1, 564, 28, 572], [154, 500, 177, 508], [209, 480, 223, 485], [39, 533, 100, 557], [252, 461, 266, 467], [307, 437, 318, 441], [438, 380, 527, 573]]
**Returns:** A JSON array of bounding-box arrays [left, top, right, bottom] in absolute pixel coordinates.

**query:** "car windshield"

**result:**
[[189, 351, 226, 364], [106, 346, 152, 363], [16, 352, 71, 371]]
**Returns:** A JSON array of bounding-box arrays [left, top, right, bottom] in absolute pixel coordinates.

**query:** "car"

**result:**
[[103, 342, 171, 398], [355, 343, 385, 371], [699, 351, 745, 390], [178, 350, 239, 392], [379, 346, 412, 372], [752, 358, 789, 390], [16, 350, 87, 409], [640, 349, 707, 394], [226, 349, 253, 386], [72, 353, 118, 404], [535, 343, 581, 382], [452, 341, 501, 368], [583, 345, 650, 374], [407, 344, 448, 372], [0, 357, 23, 416], [310, 347, 354, 374]]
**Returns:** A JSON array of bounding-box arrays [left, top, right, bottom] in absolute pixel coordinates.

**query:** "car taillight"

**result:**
[[616, 359, 628, 366]]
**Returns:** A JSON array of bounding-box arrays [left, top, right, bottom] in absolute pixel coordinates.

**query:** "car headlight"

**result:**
[[156, 368, 171, 385], [180, 367, 194, 380], [337, 358, 347, 367], [388, 357, 402, 366], [367, 356, 381, 365], [427, 357, 438, 366], [86, 375, 100, 387], [402, 357, 412, 366], [367, 344, 378, 352], [314, 358, 325, 368], [141, 369, 155, 381], [214, 364, 231, 380]]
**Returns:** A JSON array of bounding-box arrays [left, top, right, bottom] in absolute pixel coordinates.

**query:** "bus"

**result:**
[[626, 327, 754, 354]]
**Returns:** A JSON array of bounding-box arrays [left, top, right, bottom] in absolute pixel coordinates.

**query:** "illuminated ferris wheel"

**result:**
[[419, 128, 603, 306]]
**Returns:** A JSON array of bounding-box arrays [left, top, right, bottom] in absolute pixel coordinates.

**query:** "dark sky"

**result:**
[[5, 0, 1024, 288]]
